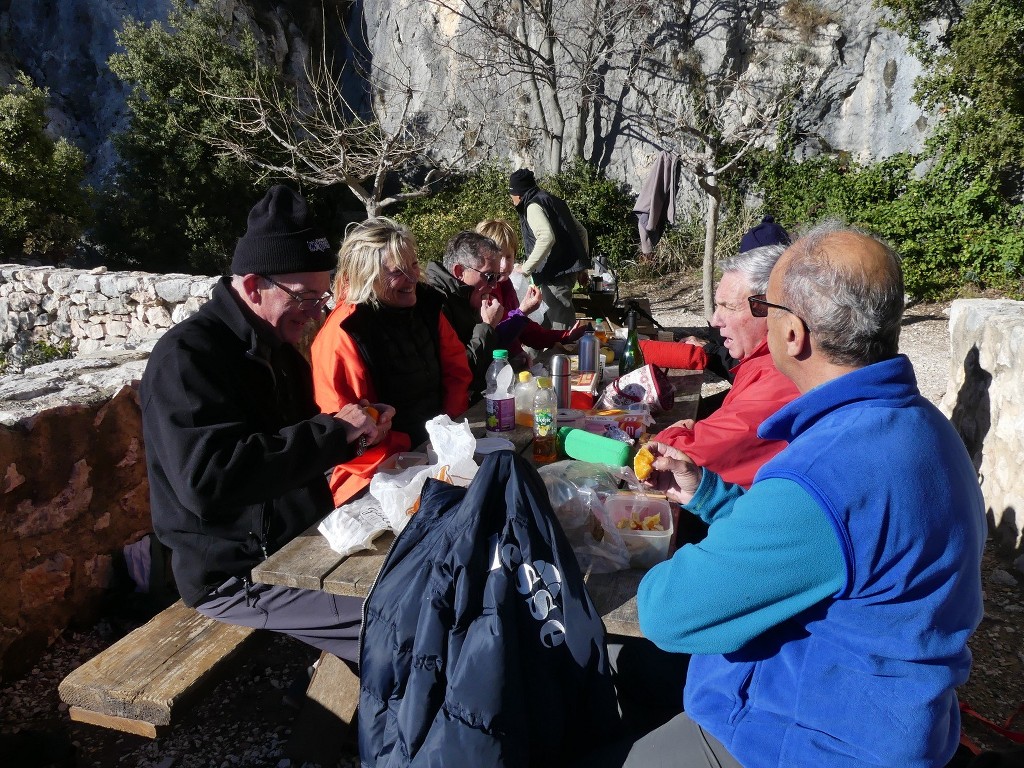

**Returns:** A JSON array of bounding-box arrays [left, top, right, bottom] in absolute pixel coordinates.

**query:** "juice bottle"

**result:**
[[532, 377, 557, 463], [514, 371, 538, 428]]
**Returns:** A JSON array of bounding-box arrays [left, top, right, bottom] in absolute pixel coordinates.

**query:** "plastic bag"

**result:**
[[537, 461, 631, 573], [369, 414, 478, 533], [511, 271, 547, 324], [320, 415, 482, 553], [318, 494, 390, 557]]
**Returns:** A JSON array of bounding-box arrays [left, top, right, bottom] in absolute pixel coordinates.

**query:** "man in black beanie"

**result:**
[[509, 168, 591, 329], [141, 185, 394, 666]]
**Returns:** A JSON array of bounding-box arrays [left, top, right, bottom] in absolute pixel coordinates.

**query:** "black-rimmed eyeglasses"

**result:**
[[262, 276, 332, 312], [463, 265, 500, 285], [748, 294, 809, 330]]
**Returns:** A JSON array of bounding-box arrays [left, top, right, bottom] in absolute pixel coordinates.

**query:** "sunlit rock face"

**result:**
[[3, 0, 928, 191], [942, 299, 1024, 550]]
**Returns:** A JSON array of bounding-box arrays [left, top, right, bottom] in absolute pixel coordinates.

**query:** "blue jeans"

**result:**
[[196, 577, 362, 663]]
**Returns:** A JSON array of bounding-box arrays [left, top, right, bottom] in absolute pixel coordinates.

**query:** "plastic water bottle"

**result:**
[[514, 371, 538, 428], [532, 377, 557, 464], [578, 328, 600, 373], [485, 349, 515, 435]]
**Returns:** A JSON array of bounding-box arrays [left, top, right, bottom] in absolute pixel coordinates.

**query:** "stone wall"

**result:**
[[0, 264, 217, 368], [941, 299, 1024, 552], [0, 266, 217, 681]]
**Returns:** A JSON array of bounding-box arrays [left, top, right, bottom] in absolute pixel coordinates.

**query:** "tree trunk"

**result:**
[[700, 172, 721, 320]]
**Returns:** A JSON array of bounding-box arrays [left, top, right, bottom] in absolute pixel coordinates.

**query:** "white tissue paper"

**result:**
[[319, 415, 482, 554]]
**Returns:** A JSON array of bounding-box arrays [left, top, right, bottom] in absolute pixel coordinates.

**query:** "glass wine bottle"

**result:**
[[620, 308, 645, 376]]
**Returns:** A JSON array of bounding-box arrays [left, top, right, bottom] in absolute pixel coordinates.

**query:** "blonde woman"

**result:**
[[311, 217, 471, 506], [475, 218, 587, 368]]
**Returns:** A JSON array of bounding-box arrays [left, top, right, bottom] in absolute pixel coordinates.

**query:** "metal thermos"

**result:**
[[578, 330, 600, 373], [550, 354, 571, 409]]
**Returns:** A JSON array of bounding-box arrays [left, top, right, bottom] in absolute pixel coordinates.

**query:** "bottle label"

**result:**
[[535, 407, 554, 437], [486, 396, 515, 432]]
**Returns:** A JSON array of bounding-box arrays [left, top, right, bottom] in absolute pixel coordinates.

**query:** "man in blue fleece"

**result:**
[[615, 223, 986, 767]]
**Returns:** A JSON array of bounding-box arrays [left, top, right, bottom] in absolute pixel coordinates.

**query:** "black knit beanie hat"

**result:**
[[230, 185, 335, 275], [509, 168, 538, 195], [739, 215, 791, 253]]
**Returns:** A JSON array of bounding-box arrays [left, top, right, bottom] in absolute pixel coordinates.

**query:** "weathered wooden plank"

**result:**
[[58, 600, 255, 733], [322, 533, 393, 597], [251, 527, 345, 591], [284, 652, 360, 766], [585, 569, 645, 638], [67, 707, 162, 739]]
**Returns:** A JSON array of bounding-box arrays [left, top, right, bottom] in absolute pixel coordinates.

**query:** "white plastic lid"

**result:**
[[475, 437, 515, 454]]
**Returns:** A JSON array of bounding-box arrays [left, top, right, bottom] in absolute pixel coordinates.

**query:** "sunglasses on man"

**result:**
[[747, 294, 809, 331], [463, 265, 500, 285]]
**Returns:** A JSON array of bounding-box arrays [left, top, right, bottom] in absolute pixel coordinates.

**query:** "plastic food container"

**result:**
[[474, 436, 515, 464], [377, 451, 430, 476], [605, 494, 673, 569], [556, 408, 586, 429]]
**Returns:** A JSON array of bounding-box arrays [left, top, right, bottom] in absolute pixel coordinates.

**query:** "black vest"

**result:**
[[339, 285, 445, 446], [516, 187, 591, 280]]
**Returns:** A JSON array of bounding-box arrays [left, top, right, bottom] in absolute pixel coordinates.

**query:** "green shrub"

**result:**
[[395, 165, 512, 263], [544, 161, 638, 270], [0, 339, 73, 375], [396, 162, 639, 270], [0, 74, 91, 263], [750, 150, 1024, 299]]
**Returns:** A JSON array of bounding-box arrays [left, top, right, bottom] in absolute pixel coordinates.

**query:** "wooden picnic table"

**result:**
[[253, 366, 701, 763], [252, 368, 703, 637]]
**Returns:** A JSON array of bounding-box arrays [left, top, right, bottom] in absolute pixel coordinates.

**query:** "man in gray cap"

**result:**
[[141, 185, 394, 664], [509, 168, 590, 329]]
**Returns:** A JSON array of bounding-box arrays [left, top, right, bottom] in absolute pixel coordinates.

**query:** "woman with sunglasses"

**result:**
[[311, 217, 472, 506]]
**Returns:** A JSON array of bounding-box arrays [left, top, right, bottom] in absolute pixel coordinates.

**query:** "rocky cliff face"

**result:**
[[1, 0, 928, 190]]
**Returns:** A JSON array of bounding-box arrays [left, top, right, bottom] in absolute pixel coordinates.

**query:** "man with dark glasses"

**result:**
[[425, 230, 506, 396], [620, 223, 985, 768]]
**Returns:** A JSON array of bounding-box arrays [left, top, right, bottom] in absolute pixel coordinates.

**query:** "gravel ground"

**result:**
[[2, 277, 1021, 767]]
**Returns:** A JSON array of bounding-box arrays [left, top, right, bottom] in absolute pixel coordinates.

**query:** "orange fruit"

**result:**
[[365, 406, 379, 423], [633, 445, 655, 481]]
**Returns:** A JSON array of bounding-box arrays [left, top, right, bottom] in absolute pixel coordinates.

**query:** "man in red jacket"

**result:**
[[651, 218, 799, 489]]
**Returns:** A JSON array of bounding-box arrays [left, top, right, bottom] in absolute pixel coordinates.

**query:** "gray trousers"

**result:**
[[538, 271, 580, 330], [196, 576, 362, 663], [577, 636, 742, 767], [579, 711, 741, 768]]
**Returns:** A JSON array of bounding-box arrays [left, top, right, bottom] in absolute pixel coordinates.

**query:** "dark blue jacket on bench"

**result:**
[[358, 451, 620, 767]]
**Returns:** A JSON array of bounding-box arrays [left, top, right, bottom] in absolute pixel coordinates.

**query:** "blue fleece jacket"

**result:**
[[639, 355, 986, 768]]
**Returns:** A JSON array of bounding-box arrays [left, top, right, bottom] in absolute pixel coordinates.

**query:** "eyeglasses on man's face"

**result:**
[[262, 276, 332, 312], [463, 265, 500, 286], [747, 294, 809, 330]]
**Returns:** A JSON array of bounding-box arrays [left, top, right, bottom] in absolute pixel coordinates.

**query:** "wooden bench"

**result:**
[[58, 600, 257, 738]]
